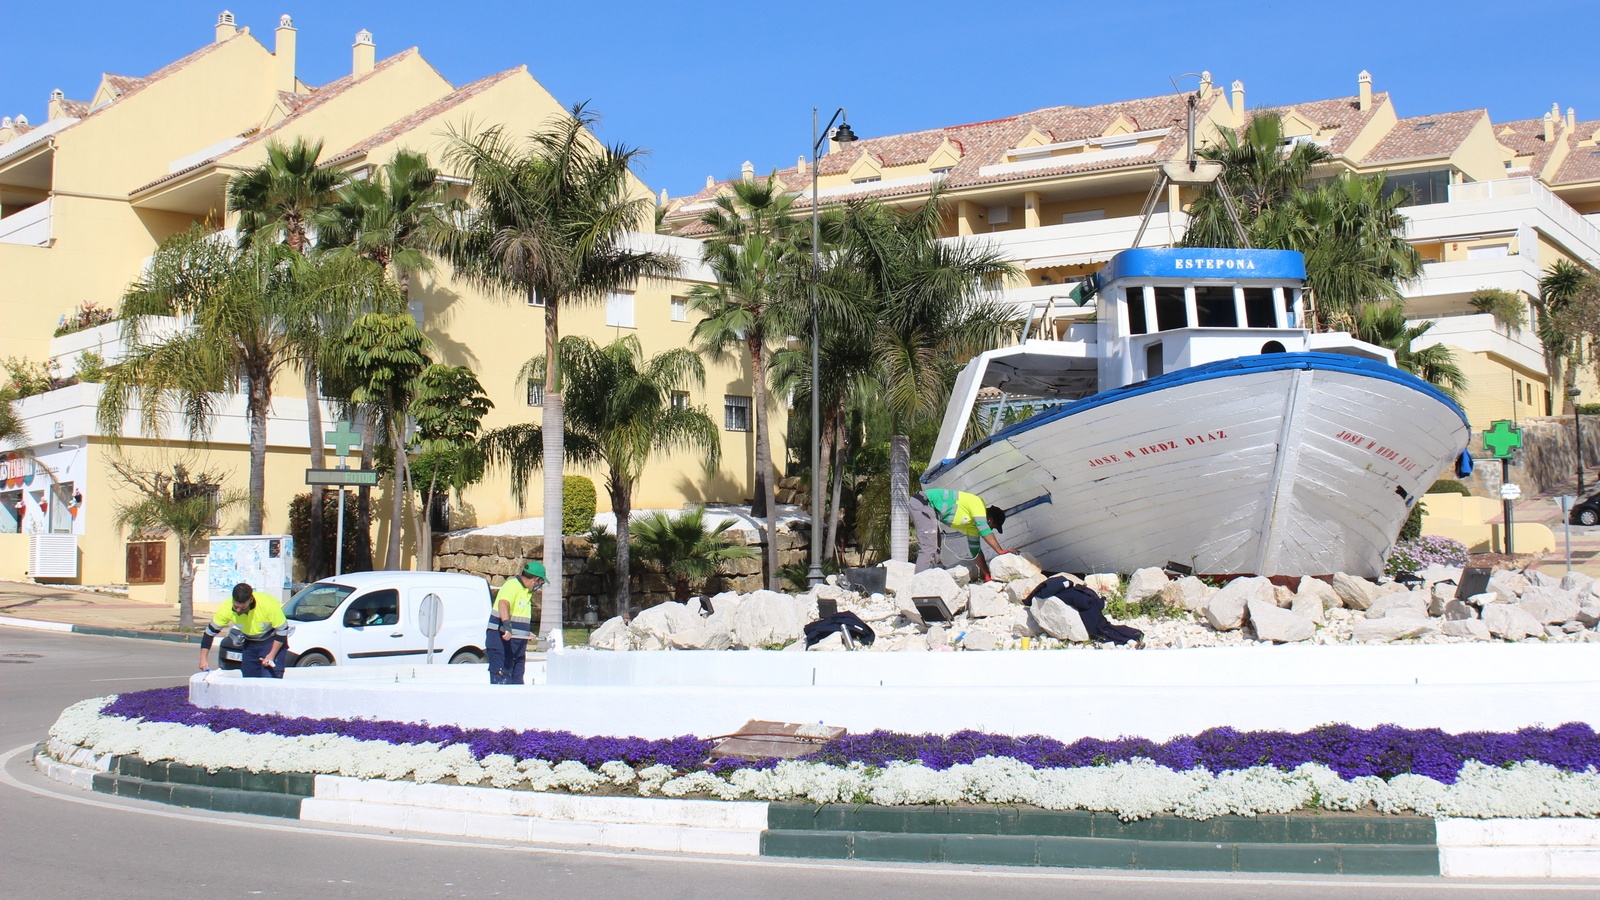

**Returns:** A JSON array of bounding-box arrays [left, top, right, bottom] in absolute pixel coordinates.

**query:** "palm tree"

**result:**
[[229, 137, 346, 579], [0, 395, 25, 450], [481, 335, 719, 615], [340, 313, 432, 568], [1354, 302, 1467, 401], [688, 176, 807, 589], [1184, 111, 1331, 248], [109, 456, 244, 628], [1537, 260, 1597, 410], [832, 196, 1020, 564], [439, 104, 676, 643], [409, 363, 492, 571], [629, 507, 759, 604]]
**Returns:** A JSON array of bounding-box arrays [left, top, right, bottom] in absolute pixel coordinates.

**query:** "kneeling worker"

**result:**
[[487, 561, 542, 684], [910, 488, 1014, 580], [199, 583, 290, 677]]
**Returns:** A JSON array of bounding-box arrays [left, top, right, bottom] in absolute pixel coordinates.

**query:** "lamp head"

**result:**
[[1568, 386, 1583, 398], [833, 122, 858, 145]]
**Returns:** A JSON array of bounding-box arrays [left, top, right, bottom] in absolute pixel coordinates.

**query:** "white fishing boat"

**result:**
[[924, 246, 1472, 578]]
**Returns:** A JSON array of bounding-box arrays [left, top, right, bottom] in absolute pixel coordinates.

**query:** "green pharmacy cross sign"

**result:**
[[1482, 419, 1523, 459], [324, 420, 362, 461]]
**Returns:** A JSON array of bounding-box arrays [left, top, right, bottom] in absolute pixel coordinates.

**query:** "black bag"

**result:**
[[803, 611, 876, 648], [1026, 576, 1144, 646]]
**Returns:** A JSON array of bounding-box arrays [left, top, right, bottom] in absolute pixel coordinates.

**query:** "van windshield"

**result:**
[[285, 583, 357, 622]]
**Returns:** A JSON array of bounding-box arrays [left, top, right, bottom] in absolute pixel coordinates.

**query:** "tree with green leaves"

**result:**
[[831, 195, 1019, 565], [688, 176, 806, 589], [109, 455, 244, 628], [410, 363, 492, 571], [0, 393, 25, 451], [340, 313, 432, 568], [229, 137, 347, 580], [1469, 287, 1527, 332], [439, 104, 676, 642], [1537, 259, 1598, 409], [1354, 303, 1467, 401], [629, 506, 758, 605], [481, 335, 719, 615]]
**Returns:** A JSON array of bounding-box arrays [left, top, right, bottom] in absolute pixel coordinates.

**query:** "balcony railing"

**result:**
[[1434, 177, 1600, 255], [1407, 311, 1546, 372], [0, 198, 51, 246], [1400, 253, 1542, 302]]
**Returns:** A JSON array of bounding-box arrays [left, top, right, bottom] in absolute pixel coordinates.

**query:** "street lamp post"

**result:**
[[1571, 385, 1585, 494], [807, 107, 857, 587]]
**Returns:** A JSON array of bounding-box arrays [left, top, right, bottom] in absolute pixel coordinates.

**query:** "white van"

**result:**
[[283, 571, 491, 667]]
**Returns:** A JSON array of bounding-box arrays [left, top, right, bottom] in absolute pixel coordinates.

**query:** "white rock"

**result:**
[[1442, 619, 1491, 640], [706, 591, 742, 615], [632, 602, 696, 642], [807, 632, 848, 651], [1351, 616, 1440, 642], [1561, 572, 1595, 593], [1416, 564, 1464, 588], [1126, 568, 1169, 604], [1526, 569, 1559, 588], [989, 553, 1042, 583], [944, 566, 972, 588], [965, 582, 1013, 618], [588, 616, 630, 651], [1161, 576, 1212, 615], [1577, 604, 1600, 628], [1205, 576, 1273, 631], [1272, 584, 1295, 609], [1331, 572, 1375, 610], [924, 624, 949, 649], [813, 583, 845, 601], [1372, 581, 1407, 598], [1428, 583, 1456, 616], [732, 591, 805, 648], [1489, 570, 1529, 602], [1289, 585, 1326, 625], [1083, 573, 1120, 594], [685, 596, 704, 617], [1517, 586, 1581, 625], [1247, 599, 1315, 643], [1442, 599, 1477, 621], [1481, 603, 1543, 641], [883, 560, 915, 598], [781, 637, 807, 651], [1032, 597, 1089, 642], [670, 624, 733, 650], [1366, 590, 1428, 619], [909, 567, 961, 612], [1005, 575, 1045, 604], [1296, 578, 1340, 611], [961, 630, 1000, 651]]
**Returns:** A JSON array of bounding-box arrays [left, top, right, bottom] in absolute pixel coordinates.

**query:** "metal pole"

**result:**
[[1576, 399, 1586, 495], [1502, 456, 1516, 557], [334, 487, 346, 576], [807, 106, 825, 587], [1565, 507, 1574, 573]]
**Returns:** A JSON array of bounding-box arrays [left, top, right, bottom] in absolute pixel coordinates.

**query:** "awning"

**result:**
[[1024, 251, 1115, 270]]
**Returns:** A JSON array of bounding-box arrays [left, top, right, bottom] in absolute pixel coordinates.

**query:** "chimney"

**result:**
[[1231, 79, 1245, 115], [1358, 70, 1372, 111], [275, 15, 297, 94], [796, 155, 807, 177], [215, 10, 237, 43], [705, 174, 715, 190], [658, 188, 668, 205], [352, 29, 375, 77], [740, 160, 754, 182], [1568, 107, 1577, 131], [48, 89, 65, 120], [1544, 113, 1556, 142], [1198, 71, 1212, 100]]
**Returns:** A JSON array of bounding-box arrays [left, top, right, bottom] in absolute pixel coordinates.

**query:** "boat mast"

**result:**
[[1131, 81, 1250, 249]]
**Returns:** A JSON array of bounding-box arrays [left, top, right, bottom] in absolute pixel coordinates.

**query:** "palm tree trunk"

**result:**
[[826, 425, 848, 562], [888, 433, 911, 564], [611, 476, 632, 617], [385, 418, 403, 568], [749, 338, 778, 590], [177, 539, 195, 630], [304, 366, 326, 581], [353, 413, 377, 571], [417, 472, 438, 572], [247, 375, 268, 534], [538, 296, 565, 647]]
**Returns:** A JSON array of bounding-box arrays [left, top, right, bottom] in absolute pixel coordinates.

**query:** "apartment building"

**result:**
[[0, 12, 776, 593], [662, 72, 1600, 433]]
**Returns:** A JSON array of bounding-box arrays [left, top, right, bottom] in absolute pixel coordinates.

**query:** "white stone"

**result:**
[[1205, 576, 1272, 631], [588, 616, 630, 651], [1561, 572, 1594, 593], [1517, 586, 1581, 625], [1577, 604, 1600, 628], [1295, 577, 1340, 611], [1272, 584, 1295, 609], [924, 625, 949, 649], [1005, 575, 1045, 604], [1031, 597, 1089, 642], [1125, 568, 1169, 604], [1351, 616, 1440, 642], [1161, 576, 1212, 615], [908, 567, 960, 612], [1083, 573, 1120, 594], [1481, 603, 1543, 641], [965, 582, 1013, 618], [1367, 590, 1428, 619], [813, 583, 844, 602], [732, 591, 805, 649], [882, 560, 915, 598], [1442, 599, 1477, 621], [632, 602, 696, 642], [669, 624, 733, 651], [1489, 571, 1529, 602], [1246, 599, 1315, 643], [1289, 585, 1326, 625], [807, 632, 847, 651], [1331, 572, 1375, 610], [1416, 564, 1464, 588], [944, 566, 972, 588], [988, 553, 1042, 583], [1428, 583, 1456, 616], [960, 630, 1000, 651], [1442, 619, 1491, 640]]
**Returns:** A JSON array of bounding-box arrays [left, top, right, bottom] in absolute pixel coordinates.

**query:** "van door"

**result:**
[[336, 588, 426, 664]]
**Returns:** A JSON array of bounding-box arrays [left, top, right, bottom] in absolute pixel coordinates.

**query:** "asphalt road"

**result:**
[[1, 628, 1595, 899]]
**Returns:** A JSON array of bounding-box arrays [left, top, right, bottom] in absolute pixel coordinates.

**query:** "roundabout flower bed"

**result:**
[[47, 687, 1600, 821]]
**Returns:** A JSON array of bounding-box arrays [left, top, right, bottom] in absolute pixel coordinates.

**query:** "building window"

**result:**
[[1382, 169, 1451, 207], [526, 290, 544, 307], [724, 395, 752, 432], [852, 176, 881, 184], [1061, 209, 1106, 225], [606, 291, 635, 328], [526, 381, 543, 407], [49, 481, 75, 534], [1467, 243, 1510, 260], [670, 296, 688, 322], [671, 390, 689, 411], [987, 205, 1011, 225], [930, 166, 953, 176]]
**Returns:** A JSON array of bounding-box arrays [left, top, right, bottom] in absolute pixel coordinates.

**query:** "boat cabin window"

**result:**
[[1145, 341, 1164, 378], [1125, 286, 1148, 334], [1244, 288, 1277, 328], [1281, 288, 1299, 327], [1154, 287, 1186, 331], [1194, 286, 1238, 328]]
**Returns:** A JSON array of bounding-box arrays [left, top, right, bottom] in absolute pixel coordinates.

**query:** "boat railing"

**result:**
[[1022, 297, 1059, 345]]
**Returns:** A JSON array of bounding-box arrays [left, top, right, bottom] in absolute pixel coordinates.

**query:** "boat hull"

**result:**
[[924, 354, 1469, 578]]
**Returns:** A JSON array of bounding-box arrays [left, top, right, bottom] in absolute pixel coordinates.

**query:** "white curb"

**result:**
[[1437, 818, 1600, 877], [0, 616, 74, 632]]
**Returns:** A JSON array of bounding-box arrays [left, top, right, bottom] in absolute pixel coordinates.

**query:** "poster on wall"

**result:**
[[206, 535, 295, 605]]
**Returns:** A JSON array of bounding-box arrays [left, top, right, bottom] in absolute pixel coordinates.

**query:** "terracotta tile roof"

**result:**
[[323, 67, 522, 166], [1249, 92, 1391, 157], [57, 99, 92, 119], [101, 74, 151, 97], [1493, 116, 1562, 173], [277, 91, 312, 113], [1551, 119, 1600, 185], [1362, 109, 1487, 164]]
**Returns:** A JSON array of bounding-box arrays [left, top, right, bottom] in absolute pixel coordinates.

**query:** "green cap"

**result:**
[[521, 561, 547, 579]]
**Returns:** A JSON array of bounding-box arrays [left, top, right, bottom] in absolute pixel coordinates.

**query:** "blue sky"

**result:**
[[5, 1, 1596, 199]]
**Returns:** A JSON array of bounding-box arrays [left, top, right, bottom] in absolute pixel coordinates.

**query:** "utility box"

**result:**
[[29, 534, 78, 579], [206, 535, 294, 604]]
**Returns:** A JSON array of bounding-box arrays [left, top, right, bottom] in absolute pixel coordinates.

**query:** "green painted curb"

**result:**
[[71, 624, 200, 643], [91, 755, 307, 819]]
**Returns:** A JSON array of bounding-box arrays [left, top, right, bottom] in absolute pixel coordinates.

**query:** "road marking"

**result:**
[[91, 676, 196, 683], [3, 744, 1595, 891]]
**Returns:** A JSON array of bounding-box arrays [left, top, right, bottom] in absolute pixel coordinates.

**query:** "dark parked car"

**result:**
[[1572, 490, 1600, 527]]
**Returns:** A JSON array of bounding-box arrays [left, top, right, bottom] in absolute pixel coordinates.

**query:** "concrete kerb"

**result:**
[[0, 615, 198, 643]]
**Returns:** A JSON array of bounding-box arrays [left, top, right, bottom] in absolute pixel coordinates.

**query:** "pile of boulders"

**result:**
[[584, 555, 1600, 652]]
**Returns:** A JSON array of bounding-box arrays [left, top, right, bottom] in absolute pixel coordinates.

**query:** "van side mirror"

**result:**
[[343, 609, 363, 628]]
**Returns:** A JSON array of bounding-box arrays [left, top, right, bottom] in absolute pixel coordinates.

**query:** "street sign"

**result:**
[[325, 420, 362, 460], [1499, 483, 1522, 500], [305, 469, 380, 486], [1557, 495, 1577, 512], [1483, 420, 1523, 459], [419, 592, 444, 664]]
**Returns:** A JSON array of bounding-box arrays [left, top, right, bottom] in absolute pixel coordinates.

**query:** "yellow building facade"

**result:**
[[0, 12, 781, 595]]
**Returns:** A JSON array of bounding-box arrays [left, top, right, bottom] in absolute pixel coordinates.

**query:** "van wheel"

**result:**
[[449, 650, 483, 664], [296, 651, 333, 667]]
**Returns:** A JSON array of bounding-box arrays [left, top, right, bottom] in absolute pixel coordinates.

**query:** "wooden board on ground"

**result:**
[[709, 720, 847, 760]]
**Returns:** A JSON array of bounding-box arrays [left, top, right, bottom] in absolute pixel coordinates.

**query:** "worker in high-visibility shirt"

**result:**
[[199, 583, 291, 677], [487, 561, 542, 684], [909, 488, 1015, 580]]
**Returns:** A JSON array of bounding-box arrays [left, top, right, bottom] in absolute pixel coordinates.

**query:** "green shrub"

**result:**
[[1579, 403, 1600, 416], [53, 301, 116, 338], [288, 490, 371, 578], [562, 475, 596, 535], [1428, 479, 1471, 496], [1398, 499, 1427, 542], [74, 351, 107, 384], [3, 356, 58, 399]]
